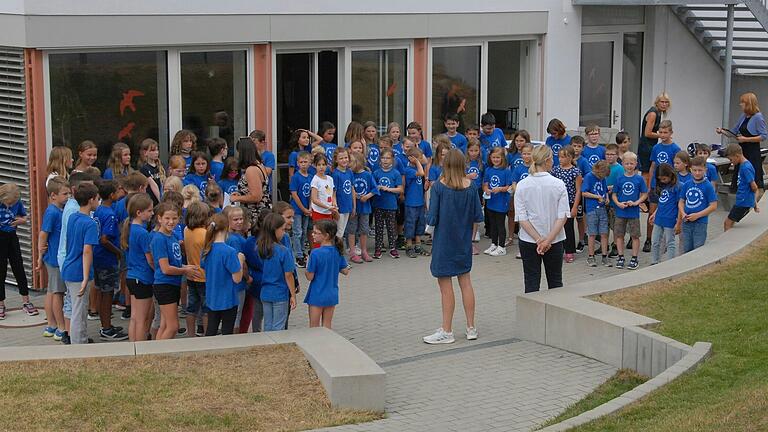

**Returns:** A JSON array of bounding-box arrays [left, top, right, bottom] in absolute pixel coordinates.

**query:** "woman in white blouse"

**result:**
[[514, 145, 570, 293]]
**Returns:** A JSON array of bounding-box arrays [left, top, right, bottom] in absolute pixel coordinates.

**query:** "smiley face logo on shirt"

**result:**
[[354, 178, 368, 195], [657, 152, 670, 164], [659, 189, 670, 204], [0, 207, 13, 227], [621, 182, 635, 196], [379, 176, 392, 187], [416, 176, 423, 185], [490, 175, 501, 188], [588, 155, 600, 166], [685, 187, 704, 208], [343, 179, 352, 195], [172, 242, 182, 262], [467, 167, 480, 177], [520, 172, 529, 181], [368, 147, 380, 164], [301, 183, 311, 197], [226, 184, 238, 194], [514, 159, 524, 168], [552, 143, 562, 154], [593, 182, 604, 196]]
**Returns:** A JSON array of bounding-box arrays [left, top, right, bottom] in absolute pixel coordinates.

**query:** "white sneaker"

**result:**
[[423, 328, 455, 344], [354, 246, 362, 256], [473, 231, 480, 242], [490, 246, 507, 256], [466, 327, 478, 340], [483, 244, 498, 255]]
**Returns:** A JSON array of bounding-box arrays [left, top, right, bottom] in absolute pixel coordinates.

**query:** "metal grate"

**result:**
[[0, 47, 32, 288]]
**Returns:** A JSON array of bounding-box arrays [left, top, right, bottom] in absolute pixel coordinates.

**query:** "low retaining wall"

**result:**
[[517, 194, 767, 429], [0, 327, 386, 412]]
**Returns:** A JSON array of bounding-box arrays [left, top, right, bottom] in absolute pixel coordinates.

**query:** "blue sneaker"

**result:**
[[42, 326, 57, 337], [53, 329, 65, 341]]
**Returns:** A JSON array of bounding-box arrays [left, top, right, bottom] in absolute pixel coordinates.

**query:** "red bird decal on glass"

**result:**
[[118, 122, 136, 141], [119, 90, 145, 116]]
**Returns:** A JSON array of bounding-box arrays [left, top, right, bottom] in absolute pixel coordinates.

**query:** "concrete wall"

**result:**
[[646, 6, 724, 145], [730, 73, 768, 128]]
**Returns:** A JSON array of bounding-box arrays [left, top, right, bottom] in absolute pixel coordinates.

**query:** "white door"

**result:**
[[579, 33, 623, 129]]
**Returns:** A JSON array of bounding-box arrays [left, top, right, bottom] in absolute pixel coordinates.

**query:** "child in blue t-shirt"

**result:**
[[288, 129, 315, 178], [258, 212, 296, 331], [223, 206, 251, 332], [122, 193, 155, 341], [582, 161, 611, 267], [610, 153, 648, 270], [695, 143, 719, 189], [673, 151, 692, 185], [348, 153, 377, 264], [510, 143, 533, 188], [208, 138, 227, 182], [201, 213, 245, 336], [583, 124, 607, 168], [546, 118, 572, 166], [305, 220, 350, 329], [479, 113, 508, 155], [426, 138, 452, 191], [318, 121, 338, 162], [38, 177, 70, 339], [217, 157, 240, 206], [403, 149, 428, 258], [647, 120, 682, 254], [444, 113, 468, 154], [679, 156, 718, 253], [93, 180, 127, 341], [483, 148, 514, 257], [0, 182, 34, 320], [373, 148, 403, 259], [290, 152, 313, 267], [151, 202, 199, 340], [649, 164, 681, 265], [724, 144, 759, 231], [183, 152, 212, 200], [331, 147, 356, 247], [60, 182, 100, 344], [372, 148, 403, 259]]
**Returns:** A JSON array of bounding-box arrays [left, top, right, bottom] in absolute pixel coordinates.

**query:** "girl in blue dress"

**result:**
[[423, 149, 484, 345], [304, 220, 350, 329]]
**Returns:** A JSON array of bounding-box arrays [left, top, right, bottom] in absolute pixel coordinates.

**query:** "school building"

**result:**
[[0, 0, 766, 287]]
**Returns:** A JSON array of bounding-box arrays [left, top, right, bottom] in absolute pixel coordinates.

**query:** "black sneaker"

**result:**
[[121, 307, 131, 320], [87, 311, 100, 321], [608, 244, 619, 258], [576, 242, 585, 254], [396, 236, 406, 250], [628, 257, 639, 270], [642, 239, 652, 253], [295, 257, 307, 268], [99, 327, 128, 341], [195, 325, 205, 337], [61, 331, 71, 345], [406, 247, 417, 258], [177, 327, 188, 336], [615, 256, 625, 269]]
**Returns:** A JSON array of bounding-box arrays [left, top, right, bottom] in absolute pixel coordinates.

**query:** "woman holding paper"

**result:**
[[717, 92, 767, 193]]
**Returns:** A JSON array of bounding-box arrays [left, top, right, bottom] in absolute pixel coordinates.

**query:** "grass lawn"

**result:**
[[566, 236, 768, 431], [1, 343, 381, 432]]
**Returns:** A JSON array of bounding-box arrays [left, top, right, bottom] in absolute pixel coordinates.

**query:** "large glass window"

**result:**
[[352, 49, 407, 133], [432, 46, 480, 135], [181, 50, 247, 153], [579, 41, 615, 127], [49, 51, 168, 169], [487, 41, 522, 134], [621, 33, 644, 148]]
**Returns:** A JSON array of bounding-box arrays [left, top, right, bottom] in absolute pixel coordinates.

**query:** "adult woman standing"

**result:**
[[423, 149, 484, 344], [514, 145, 570, 293], [639, 92, 671, 253], [231, 138, 271, 224], [717, 92, 767, 194]]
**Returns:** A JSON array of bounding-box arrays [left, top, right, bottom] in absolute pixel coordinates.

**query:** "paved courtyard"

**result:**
[[0, 211, 729, 431]]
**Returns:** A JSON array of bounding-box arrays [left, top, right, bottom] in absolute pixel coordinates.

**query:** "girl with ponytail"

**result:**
[[200, 212, 244, 336], [304, 219, 350, 329], [122, 193, 154, 341]]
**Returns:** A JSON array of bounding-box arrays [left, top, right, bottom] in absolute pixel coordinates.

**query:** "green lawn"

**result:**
[[568, 237, 768, 431]]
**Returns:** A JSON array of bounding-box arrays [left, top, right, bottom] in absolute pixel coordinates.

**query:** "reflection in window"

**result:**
[[181, 51, 247, 154], [49, 51, 168, 168], [352, 49, 407, 134], [432, 46, 480, 135], [579, 41, 614, 127]]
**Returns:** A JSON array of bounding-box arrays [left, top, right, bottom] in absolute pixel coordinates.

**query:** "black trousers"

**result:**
[[0, 231, 28, 301], [564, 217, 576, 254], [206, 306, 238, 336], [519, 239, 564, 293], [374, 208, 397, 251], [486, 210, 507, 247]]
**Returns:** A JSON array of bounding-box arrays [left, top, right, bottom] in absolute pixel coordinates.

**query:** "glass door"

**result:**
[[579, 34, 622, 129], [275, 50, 338, 200]]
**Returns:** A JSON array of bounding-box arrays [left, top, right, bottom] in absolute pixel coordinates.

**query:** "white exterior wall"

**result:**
[[645, 6, 724, 145]]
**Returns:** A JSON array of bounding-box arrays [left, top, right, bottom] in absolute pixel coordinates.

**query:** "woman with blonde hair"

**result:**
[[639, 92, 671, 177], [423, 149, 483, 345], [514, 145, 570, 293], [46, 146, 73, 186], [717, 92, 767, 193]]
